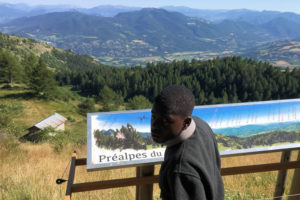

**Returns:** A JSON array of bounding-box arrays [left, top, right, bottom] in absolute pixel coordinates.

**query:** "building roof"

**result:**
[[32, 113, 67, 130]]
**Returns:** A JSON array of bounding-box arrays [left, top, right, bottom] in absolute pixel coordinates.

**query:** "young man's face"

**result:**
[[151, 102, 187, 144]]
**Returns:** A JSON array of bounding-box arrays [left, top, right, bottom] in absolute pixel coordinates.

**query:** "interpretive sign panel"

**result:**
[[87, 99, 300, 170]]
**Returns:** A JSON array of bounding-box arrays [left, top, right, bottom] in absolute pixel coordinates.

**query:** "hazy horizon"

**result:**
[[0, 0, 300, 14]]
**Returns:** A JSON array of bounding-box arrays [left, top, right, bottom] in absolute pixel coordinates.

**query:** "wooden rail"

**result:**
[[65, 146, 300, 200]]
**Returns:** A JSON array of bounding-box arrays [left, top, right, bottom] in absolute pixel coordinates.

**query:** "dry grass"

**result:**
[[0, 140, 299, 200], [1, 142, 70, 200], [0, 142, 142, 200]]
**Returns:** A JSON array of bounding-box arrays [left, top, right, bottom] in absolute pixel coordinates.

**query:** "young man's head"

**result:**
[[151, 85, 195, 144]]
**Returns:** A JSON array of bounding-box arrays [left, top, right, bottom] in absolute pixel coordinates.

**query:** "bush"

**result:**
[[126, 95, 152, 110], [78, 98, 95, 115], [20, 127, 53, 143], [49, 130, 86, 153], [21, 127, 86, 153], [48, 130, 69, 153]]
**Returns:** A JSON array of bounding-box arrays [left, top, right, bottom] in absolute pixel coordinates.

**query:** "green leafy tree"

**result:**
[[28, 58, 57, 99], [23, 53, 39, 84], [0, 49, 22, 85], [98, 85, 122, 111], [78, 98, 95, 115], [127, 95, 152, 110], [221, 90, 229, 103], [208, 91, 216, 104]]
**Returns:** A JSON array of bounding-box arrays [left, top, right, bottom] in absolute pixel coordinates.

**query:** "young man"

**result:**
[[151, 85, 224, 200]]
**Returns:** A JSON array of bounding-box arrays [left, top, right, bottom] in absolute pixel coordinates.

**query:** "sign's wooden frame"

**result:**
[[64, 146, 300, 200]]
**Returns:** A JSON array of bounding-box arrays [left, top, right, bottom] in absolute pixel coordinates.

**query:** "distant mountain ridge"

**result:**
[[162, 6, 300, 25], [1, 3, 300, 24], [213, 121, 300, 137], [76, 5, 141, 17], [1, 8, 300, 65], [0, 3, 74, 23]]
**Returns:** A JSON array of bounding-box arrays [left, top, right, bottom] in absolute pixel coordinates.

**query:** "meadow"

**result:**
[[1, 138, 299, 200]]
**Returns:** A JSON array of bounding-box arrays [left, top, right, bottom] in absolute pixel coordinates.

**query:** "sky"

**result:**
[[1, 0, 300, 14]]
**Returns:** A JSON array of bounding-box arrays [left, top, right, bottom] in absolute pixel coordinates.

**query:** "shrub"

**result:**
[[126, 95, 152, 110], [21, 127, 86, 153], [78, 98, 95, 115]]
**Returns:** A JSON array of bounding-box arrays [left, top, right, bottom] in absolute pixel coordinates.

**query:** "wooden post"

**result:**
[[65, 151, 77, 200], [288, 150, 300, 200], [273, 150, 291, 200], [136, 166, 141, 199], [136, 165, 155, 200]]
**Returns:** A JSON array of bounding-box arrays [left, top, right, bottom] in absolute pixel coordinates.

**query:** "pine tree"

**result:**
[[23, 53, 38, 84], [78, 98, 95, 115], [98, 85, 121, 111], [28, 58, 57, 99], [208, 92, 216, 104], [0, 49, 22, 85]]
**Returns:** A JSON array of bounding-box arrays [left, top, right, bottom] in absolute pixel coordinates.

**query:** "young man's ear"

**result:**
[[183, 117, 192, 130]]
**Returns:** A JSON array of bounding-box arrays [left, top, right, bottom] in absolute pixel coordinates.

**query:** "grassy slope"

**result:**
[[1, 34, 54, 57], [0, 85, 86, 137]]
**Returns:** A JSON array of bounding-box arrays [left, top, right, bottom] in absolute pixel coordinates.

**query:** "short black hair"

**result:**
[[154, 85, 195, 117]]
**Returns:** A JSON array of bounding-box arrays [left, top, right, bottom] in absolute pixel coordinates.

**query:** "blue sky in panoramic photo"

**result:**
[[1, 0, 300, 14], [92, 100, 300, 133]]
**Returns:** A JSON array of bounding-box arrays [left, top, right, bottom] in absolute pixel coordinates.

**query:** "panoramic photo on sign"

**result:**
[[87, 99, 300, 170]]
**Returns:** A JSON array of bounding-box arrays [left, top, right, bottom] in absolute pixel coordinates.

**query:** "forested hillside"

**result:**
[[1, 32, 299, 109], [57, 57, 300, 107], [0, 32, 108, 101]]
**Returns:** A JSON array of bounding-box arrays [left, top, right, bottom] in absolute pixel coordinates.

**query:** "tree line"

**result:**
[[56, 56, 300, 109]]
